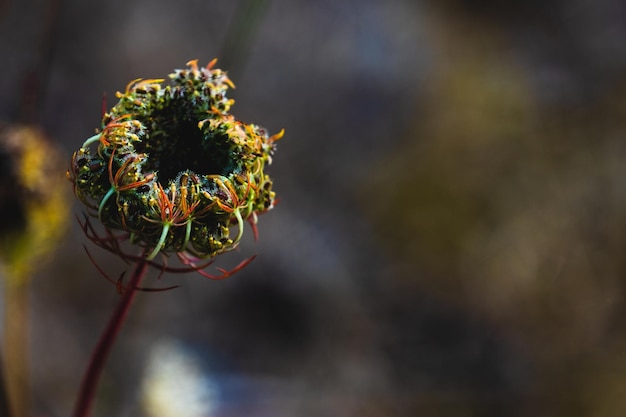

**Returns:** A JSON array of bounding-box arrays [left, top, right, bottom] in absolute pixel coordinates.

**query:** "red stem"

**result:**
[[72, 258, 148, 417]]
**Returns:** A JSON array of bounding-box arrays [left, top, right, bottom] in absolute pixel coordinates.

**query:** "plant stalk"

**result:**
[[3, 277, 29, 417], [71, 258, 148, 417]]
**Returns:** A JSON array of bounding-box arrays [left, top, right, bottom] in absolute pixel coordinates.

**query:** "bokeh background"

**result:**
[[2, 0, 626, 416]]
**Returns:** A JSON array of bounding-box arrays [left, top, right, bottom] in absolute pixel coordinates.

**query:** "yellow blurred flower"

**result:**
[[0, 124, 69, 283]]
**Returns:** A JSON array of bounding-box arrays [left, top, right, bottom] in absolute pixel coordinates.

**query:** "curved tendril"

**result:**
[[147, 222, 170, 260], [242, 188, 255, 219], [184, 244, 203, 259], [182, 220, 192, 252], [82, 133, 102, 148], [233, 209, 244, 245], [98, 187, 116, 222]]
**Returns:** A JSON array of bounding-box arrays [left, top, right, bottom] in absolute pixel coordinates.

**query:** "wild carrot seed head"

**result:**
[[68, 60, 282, 260]]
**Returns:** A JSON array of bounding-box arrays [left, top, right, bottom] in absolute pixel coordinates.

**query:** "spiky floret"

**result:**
[[68, 60, 282, 261]]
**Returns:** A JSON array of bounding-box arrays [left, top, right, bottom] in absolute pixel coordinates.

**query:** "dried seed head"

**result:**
[[68, 60, 281, 260]]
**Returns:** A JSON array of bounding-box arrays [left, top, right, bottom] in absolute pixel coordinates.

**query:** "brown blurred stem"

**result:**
[[18, 0, 62, 124], [72, 258, 148, 417], [3, 278, 28, 417], [219, 0, 270, 74], [0, 1, 63, 414], [0, 353, 10, 417]]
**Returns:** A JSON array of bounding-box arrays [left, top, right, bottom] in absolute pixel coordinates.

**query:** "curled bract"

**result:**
[[68, 60, 282, 260]]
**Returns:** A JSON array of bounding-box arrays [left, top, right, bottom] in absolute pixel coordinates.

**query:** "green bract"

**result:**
[[69, 60, 282, 260]]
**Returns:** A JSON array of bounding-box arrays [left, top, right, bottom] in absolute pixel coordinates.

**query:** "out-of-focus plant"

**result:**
[[66, 59, 282, 417], [0, 125, 69, 279], [0, 124, 70, 417]]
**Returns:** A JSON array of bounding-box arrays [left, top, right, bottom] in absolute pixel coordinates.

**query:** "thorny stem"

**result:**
[[72, 257, 148, 417]]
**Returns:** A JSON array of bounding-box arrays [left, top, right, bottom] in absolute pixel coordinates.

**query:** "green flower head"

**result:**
[[68, 60, 282, 262]]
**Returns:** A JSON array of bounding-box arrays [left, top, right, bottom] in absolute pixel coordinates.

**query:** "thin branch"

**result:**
[[71, 257, 148, 417]]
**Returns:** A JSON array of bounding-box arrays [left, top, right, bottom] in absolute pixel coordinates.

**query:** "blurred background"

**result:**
[[2, 0, 626, 416]]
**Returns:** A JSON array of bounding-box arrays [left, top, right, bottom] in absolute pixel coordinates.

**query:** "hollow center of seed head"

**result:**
[[134, 101, 234, 186]]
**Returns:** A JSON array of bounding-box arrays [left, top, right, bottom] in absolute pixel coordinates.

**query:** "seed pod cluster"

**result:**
[[69, 60, 282, 260]]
